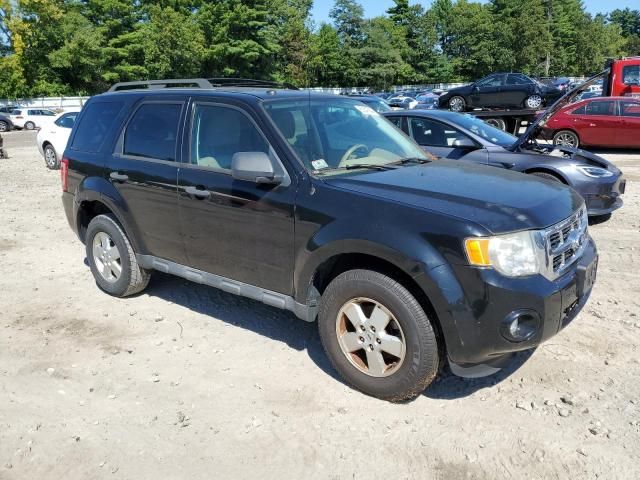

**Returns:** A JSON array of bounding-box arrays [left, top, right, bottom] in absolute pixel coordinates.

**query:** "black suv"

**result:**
[[60, 79, 597, 401]]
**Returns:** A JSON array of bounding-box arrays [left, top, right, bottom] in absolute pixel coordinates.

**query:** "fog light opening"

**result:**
[[501, 310, 540, 342]]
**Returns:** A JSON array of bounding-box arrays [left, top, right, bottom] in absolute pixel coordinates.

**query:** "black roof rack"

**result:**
[[108, 78, 298, 92]]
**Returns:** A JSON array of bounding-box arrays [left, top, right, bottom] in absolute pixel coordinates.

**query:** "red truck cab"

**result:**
[[605, 57, 640, 98]]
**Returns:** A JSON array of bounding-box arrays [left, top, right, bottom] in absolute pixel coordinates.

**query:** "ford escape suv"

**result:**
[[60, 79, 598, 401]]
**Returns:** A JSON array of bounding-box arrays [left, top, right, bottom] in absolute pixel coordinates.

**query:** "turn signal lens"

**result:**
[[464, 238, 491, 266]]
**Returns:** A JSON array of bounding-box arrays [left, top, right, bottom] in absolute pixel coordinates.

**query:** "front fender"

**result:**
[[74, 176, 147, 253]]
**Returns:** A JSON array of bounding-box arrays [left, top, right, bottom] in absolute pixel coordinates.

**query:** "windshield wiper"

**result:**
[[343, 163, 398, 171], [392, 156, 432, 165]]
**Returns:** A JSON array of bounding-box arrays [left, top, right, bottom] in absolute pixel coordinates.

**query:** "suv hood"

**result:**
[[512, 71, 608, 150], [324, 160, 583, 234]]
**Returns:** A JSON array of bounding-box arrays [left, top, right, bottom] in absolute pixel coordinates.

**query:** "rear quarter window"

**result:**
[[71, 101, 124, 152]]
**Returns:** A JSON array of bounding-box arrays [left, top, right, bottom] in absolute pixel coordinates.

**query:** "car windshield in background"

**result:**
[[264, 98, 428, 175], [360, 98, 392, 113], [458, 114, 518, 147]]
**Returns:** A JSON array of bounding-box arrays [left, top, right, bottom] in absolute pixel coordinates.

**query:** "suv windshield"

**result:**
[[457, 114, 517, 148], [263, 97, 427, 174]]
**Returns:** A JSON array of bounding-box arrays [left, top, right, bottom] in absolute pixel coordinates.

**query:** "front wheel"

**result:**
[[86, 214, 151, 297], [524, 95, 543, 109], [448, 96, 466, 112], [0, 120, 9, 132], [318, 269, 439, 401], [24, 121, 36, 130], [553, 130, 580, 148]]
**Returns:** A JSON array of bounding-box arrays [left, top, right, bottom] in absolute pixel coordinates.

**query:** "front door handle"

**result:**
[[109, 172, 129, 182], [185, 186, 211, 199]]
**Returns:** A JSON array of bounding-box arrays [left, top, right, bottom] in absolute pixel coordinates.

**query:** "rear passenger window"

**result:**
[[571, 105, 586, 115], [123, 103, 181, 161], [190, 104, 269, 170], [585, 101, 614, 116], [72, 101, 124, 152]]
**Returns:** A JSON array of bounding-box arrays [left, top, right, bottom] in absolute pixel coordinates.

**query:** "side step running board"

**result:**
[[137, 254, 315, 322]]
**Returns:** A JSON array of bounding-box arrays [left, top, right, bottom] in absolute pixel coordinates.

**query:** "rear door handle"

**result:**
[[185, 186, 211, 199], [109, 172, 129, 182]]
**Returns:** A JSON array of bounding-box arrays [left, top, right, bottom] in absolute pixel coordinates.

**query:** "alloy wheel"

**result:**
[[449, 97, 464, 112], [554, 131, 578, 148], [0, 121, 7, 132], [525, 95, 543, 109], [335, 297, 406, 377], [92, 232, 122, 283], [44, 146, 57, 168]]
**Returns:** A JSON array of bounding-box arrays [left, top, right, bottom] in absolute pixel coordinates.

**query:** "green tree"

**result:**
[[308, 23, 343, 86], [330, 0, 364, 44]]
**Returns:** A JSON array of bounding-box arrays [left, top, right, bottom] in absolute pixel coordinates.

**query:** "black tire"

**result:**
[[85, 214, 150, 297], [318, 269, 439, 401], [0, 120, 9, 132], [448, 95, 466, 112], [530, 171, 563, 183], [43, 143, 59, 169], [24, 121, 35, 130], [552, 130, 580, 148]]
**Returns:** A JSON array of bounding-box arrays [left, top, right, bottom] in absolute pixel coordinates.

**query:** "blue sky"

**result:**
[[312, 0, 637, 24]]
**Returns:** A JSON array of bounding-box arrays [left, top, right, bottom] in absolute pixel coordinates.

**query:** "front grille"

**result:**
[[545, 208, 588, 278]]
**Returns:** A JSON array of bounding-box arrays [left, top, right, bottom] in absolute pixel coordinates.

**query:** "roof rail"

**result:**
[[108, 79, 214, 92], [207, 78, 298, 90], [108, 78, 298, 92]]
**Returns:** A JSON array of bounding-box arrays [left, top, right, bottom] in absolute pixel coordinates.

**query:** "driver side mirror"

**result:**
[[452, 137, 477, 149], [231, 151, 281, 185]]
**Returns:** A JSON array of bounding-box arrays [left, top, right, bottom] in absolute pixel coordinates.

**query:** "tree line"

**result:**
[[0, 0, 639, 98]]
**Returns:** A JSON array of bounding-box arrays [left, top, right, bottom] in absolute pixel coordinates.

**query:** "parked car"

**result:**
[[414, 92, 439, 110], [574, 91, 601, 102], [61, 78, 597, 401], [348, 95, 392, 113], [388, 95, 418, 109], [384, 109, 624, 217], [0, 105, 18, 114], [36, 109, 81, 169], [539, 97, 640, 149], [10, 108, 58, 130], [0, 113, 14, 132], [439, 72, 563, 112], [553, 77, 572, 91]]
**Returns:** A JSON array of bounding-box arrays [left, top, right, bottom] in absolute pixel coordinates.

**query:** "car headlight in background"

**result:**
[[464, 231, 542, 277], [576, 166, 613, 178]]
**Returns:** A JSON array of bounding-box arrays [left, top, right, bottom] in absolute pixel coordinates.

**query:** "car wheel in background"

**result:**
[[484, 118, 507, 130], [318, 269, 440, 401], [0, 120, 8, 132], [43, 143, 59, 169], [24, 121, 36, 130], [85, 214, 151, 297], [524, 95, 543, 109], [448, 96, 466, 112], [552, 130, 580, 148]]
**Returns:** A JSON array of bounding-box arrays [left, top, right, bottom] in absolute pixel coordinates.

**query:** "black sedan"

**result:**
[[438, 72, 562, 112], [384, 109, 625, 217]]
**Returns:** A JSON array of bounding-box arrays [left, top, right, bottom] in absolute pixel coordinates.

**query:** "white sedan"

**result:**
[[10, 108, 58, 130], [36, 110, 81, 169]]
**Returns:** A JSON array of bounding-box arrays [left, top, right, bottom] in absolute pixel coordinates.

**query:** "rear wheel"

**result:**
[[24, 121, 36, 130], [553, 130, 580, 148], [318, 269, 439, 401], [524, 95, 543, 109], [448, 96, 466, 112], [86, 214, 150, 297], [0, 120, 9, 132], [43, 144, 59, 169]]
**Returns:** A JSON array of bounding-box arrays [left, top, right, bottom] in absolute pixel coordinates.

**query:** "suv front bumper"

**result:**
[[417, 236, 597, 373]]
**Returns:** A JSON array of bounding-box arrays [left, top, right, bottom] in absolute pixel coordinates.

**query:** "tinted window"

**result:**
[[71, 101, 124, 152], [190, 104, 268, 170], [477, 75, 504, 88], [622, 65, 639, 85], [387, 116, 403, 129], [506, 74, 533, 85], [620, 101, 640, 117], [42, 110, 56, 116], [123, 103, 181, 161], [28, 110, 38, 115], [55, 112, 79, 129], [409, 117, 469, 147], [585, 101, 615, 116], [571, 105, 587, 115], [11, 110, 22, 115]]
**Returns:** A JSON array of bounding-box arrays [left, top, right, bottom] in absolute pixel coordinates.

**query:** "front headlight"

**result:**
[[464, 231, 541, 277], [577, 166, 613, 178]]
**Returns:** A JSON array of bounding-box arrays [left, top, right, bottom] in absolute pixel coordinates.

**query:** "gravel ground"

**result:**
[[1, 131, 639, 480]]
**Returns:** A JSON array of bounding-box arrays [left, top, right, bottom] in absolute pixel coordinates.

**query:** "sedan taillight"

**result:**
[[61, 158, 69, 191]]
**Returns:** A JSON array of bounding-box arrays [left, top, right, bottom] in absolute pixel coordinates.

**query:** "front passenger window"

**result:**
[[190, 104, 269, 170]]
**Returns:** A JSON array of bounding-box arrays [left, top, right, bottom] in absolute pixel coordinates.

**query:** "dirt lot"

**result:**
[[0, 131, 639, 480]]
